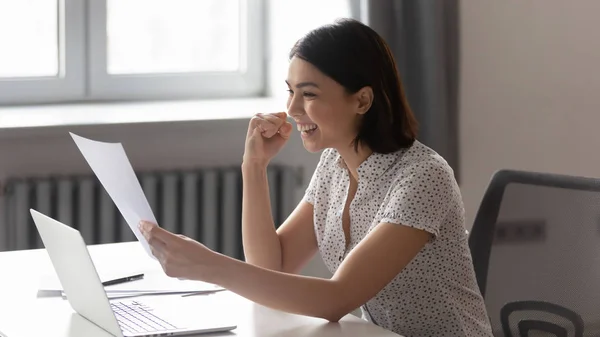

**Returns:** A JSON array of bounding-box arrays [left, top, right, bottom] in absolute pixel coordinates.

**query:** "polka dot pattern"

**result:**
[[303, 140, 493, 337]]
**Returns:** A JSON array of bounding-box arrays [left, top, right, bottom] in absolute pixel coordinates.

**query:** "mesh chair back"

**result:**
[[469, 170, 600, 336]]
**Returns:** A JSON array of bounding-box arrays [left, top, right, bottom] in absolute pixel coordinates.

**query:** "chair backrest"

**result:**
[[468, 169, 600, 336], [501, 300, 583, 337]]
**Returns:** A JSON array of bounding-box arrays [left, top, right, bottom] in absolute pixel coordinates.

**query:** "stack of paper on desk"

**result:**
[[38, 270, 223, 300]]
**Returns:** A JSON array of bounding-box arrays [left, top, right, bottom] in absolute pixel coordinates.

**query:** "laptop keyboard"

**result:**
[[111, 300, 180, 334]]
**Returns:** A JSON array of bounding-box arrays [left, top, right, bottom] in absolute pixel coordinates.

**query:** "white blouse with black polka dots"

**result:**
[[303, 140, 493, 337]]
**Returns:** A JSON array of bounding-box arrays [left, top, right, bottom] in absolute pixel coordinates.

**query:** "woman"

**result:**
[[139, 18, 493, 336]]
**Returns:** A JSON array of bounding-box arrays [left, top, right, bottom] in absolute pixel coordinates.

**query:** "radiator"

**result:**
[[1, 165, 301, 260]]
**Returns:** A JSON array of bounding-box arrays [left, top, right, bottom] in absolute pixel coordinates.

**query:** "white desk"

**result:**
[[0, 242, 400, 337]]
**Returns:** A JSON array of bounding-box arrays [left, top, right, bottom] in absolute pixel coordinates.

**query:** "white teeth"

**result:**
[[297, 124, 318, 132]]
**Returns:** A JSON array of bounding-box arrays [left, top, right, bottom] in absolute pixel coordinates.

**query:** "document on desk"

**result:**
[[38, 270, 224, 299], [70, 133, 156, 258], [104, 270, 223, 293]]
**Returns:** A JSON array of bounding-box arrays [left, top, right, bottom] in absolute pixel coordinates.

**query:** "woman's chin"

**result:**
[[302, 139, 323, 153], [299, 129, 325, 153]]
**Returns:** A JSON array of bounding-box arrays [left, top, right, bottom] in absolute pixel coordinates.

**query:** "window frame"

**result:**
[[0, 0, 265, 105]]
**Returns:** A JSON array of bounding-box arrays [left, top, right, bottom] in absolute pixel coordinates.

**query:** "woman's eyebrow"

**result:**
[[285, 80, 320, 89]]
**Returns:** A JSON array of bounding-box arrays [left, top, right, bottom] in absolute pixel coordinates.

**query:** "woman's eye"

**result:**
[[287, 89, 293, 96], [303, 92, 316, 98]]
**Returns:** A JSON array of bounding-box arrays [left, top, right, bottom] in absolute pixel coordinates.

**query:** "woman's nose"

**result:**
[[286, 98, 304, 118], [287, 109, 301, 118]]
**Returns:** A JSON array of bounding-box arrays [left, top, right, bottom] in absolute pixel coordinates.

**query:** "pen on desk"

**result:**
[[102, 273, 144, 287]]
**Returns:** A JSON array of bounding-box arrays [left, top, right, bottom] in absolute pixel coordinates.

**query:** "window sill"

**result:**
[[0, 97, 285, 130]]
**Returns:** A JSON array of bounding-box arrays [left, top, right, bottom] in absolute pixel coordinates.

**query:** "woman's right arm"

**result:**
[[241, 112, 318, 274], [241, 162, 318, 274]]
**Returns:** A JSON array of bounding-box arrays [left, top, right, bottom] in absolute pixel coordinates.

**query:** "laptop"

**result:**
[[30, 209, 237, 337]]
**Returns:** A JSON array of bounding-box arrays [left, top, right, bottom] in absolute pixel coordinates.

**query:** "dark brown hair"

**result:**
[[289, 18, 418, 154]]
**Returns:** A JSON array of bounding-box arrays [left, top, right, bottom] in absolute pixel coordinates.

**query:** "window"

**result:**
[[106, 0, 241, 75], [0, 0, 85, 104], [0, 0, 263, 105], [0, 0, 59, 77]]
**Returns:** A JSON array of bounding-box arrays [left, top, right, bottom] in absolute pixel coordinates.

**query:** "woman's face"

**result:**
[[286, 57, 364, 153]]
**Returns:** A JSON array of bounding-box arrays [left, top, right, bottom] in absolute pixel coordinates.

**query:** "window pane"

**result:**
[[0, 0, 59, 78], [107, 0, 240, 75]]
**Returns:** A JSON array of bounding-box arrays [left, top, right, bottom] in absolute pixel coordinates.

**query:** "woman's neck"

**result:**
[[336, 142, 373, 181]]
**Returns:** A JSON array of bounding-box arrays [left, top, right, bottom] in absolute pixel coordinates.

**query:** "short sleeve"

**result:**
[[303, 149, 331, 205], [379, 160, 457, 238]]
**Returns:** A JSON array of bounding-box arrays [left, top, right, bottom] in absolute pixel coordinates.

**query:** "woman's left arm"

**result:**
[[140, 220, 431, 322]]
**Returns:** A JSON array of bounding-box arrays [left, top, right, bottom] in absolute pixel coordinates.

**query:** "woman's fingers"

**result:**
[[140, 221, 177, 243], [250, 113, 288, 139], [278, 121, 293, 139], [138, 221, 172, 260], [144, 231, 167, 260], [273, 112, 288, 120], [260, 113, 285, 126], [256, 114, 280, 138], [149, 243, 164, 260]]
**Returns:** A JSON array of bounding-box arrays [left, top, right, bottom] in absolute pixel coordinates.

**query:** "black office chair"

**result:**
[[468, 169, 600, 336], [500, 300, 583, 337]]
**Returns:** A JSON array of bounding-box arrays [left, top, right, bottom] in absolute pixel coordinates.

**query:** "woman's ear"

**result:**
[[356, 86, 374, 115]]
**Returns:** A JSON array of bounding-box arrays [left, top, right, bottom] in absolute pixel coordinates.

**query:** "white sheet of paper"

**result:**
[[70, 132, 156, 258], [39, 269, 223, 299]]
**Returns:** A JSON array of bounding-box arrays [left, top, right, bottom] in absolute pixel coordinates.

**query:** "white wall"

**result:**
[[459, 0, 600, 226]]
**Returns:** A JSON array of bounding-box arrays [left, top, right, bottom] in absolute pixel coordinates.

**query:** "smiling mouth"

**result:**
[[298, 124, 318, 139], [297, 123, 318, 134]]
